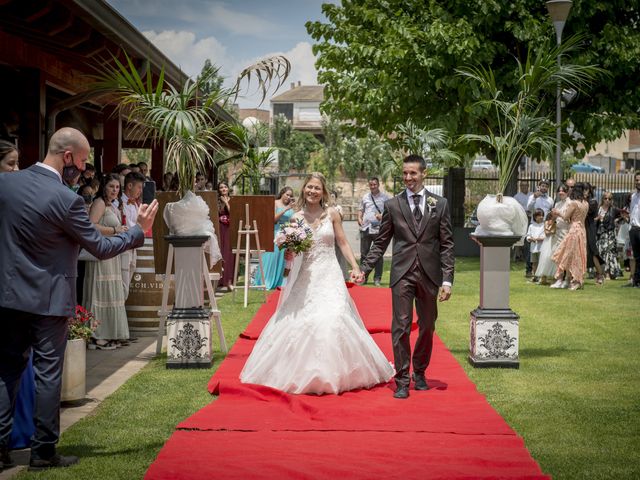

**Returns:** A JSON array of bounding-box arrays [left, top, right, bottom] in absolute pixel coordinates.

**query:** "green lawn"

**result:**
[[17, 258, 640, 479]]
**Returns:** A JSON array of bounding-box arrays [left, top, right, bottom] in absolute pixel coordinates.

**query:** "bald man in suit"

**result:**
[[0, 128, 158, 471]]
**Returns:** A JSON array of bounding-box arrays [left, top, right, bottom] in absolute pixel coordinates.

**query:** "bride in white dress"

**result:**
[[240, 172, 395, 394]]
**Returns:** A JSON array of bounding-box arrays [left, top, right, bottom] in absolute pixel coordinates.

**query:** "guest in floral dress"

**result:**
[[256, 187, 296, 289], [83, 174, 130, 349], [596, 191, 623, 280], [552, 182, 589, 290]]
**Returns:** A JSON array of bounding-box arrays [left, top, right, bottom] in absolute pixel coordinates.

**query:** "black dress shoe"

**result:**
[[393, 386, 410, 399], [1, 447, 14, 470], [28, 454, 79, 471], [413, 373, 429, 391]]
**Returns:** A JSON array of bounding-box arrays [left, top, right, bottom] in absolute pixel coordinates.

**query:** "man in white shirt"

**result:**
[[358, 177, 390, 286], [119, 172, 145, 299], [527, 180, 554, 217], [514, 181, 532, 213], [626, 173, 640, 287], [513, 182, 533, 266]]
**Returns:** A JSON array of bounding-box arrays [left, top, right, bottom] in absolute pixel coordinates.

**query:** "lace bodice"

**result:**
[[302, 215, 336, 264]]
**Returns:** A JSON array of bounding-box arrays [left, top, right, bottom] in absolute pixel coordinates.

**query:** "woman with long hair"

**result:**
[[217, 181, 234, 290], [552, 182, 589, 290], [584, 182, 605, 284], [241, 173, 394, 394], [256, 186, 296, 289], [596, 191, 623, 280], [83, 174, 131, 349], [0, 140, 19, 172]]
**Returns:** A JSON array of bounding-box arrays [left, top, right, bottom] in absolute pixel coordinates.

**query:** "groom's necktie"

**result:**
[[412, 194, 422, 224]]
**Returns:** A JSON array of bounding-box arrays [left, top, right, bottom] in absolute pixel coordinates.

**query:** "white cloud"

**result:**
[[142, 30, 230, 79], [208, 3, 279, 37], [141, 30, 319, 109]]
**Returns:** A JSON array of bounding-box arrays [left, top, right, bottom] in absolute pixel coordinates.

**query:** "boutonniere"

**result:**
[[426, 196, 437, 213]]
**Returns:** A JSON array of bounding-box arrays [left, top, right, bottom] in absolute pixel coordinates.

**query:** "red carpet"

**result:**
[[146, 286, 549, 480]]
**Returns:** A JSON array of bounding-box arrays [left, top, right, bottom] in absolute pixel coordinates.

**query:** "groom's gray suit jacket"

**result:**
[[0, 164, 145, 317], [362, 190, 454, 291]]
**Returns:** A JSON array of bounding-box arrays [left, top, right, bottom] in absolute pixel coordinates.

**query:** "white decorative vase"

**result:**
[[61, 338, 86, 401], [474, 194, 528, 237]]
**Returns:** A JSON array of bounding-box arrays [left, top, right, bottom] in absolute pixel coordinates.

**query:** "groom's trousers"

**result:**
[[390, 260, 438, 388]]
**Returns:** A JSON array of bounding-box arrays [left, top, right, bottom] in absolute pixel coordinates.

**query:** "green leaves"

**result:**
[[458, 37, 603, 193], [307, 0, 640, 153]]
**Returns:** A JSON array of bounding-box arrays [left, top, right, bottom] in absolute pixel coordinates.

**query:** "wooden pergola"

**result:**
[[0, 0, 236, 184]]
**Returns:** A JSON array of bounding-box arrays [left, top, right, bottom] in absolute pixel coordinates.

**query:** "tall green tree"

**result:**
[[271, 114, 293, 171], [307, 0, 640, 154], [288, 131, 322, 171], [341, 136, 364, 197], [321, 118, 344, 188], [198, 59, 225, 98]]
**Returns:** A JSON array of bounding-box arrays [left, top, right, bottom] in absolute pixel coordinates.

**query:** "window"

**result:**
[[273, 103, 293, 121]]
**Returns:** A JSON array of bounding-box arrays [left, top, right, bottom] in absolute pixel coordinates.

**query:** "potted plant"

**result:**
[[457, 36, 602, 237], [62, 306, 97, 401]]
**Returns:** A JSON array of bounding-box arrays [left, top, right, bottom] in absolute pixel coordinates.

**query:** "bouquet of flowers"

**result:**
[[274, 219, 314, 276], [68, 305, 99, 341]]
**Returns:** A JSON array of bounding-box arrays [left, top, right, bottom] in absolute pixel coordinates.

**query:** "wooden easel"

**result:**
[[232, 203, 267, 307], [156, 244, 228, 355]]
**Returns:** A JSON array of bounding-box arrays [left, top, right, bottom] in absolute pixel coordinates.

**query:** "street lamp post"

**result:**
[[546, 0, 573, 188]]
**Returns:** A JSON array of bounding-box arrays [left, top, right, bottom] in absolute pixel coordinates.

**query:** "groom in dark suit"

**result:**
[[0, 128, 158, 470], [360, 155, 454, 399]]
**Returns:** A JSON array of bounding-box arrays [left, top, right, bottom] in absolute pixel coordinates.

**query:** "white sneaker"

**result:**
[[549, 280, 563, 289], [561, 280, 570, 289]]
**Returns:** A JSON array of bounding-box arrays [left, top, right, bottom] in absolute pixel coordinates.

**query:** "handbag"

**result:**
[[544, 219, 556, 236]]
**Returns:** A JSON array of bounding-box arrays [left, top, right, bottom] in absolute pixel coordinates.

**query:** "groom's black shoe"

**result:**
[[28, 453, 79, 471], [393, 386, 410, 399], [413, 373, 429, 391], [1, 446, 15, 470]]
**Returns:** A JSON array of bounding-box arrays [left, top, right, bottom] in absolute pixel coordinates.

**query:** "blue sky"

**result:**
[[106, 0, 329, 107]]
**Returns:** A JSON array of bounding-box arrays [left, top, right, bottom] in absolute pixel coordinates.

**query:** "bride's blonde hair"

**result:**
[[297, 172, 330, 210]]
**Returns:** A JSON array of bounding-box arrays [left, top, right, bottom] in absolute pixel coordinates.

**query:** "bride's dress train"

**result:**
[[240, 215, 394, 394]]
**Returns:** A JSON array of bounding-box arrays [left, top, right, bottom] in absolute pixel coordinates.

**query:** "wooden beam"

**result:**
[[102, 105, 121, 173], [25, 3, 53, 23], [18, 69, 46, 167], [47, 13, 74, 37], [151, 142, 165, 185]]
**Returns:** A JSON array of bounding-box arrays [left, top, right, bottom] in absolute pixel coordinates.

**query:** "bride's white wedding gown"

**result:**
[[240, 215, 395, 394]]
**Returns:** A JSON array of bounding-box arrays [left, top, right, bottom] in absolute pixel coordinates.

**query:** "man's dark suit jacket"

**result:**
[[0, 164, 145, 317], [362, 190, 454, 292]]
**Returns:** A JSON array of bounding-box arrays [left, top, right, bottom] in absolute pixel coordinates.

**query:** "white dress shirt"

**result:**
[[406, 187, 425, 216], [406, 188, 451, 288], [119, 193, 139, 228], [631, 191, 640, 228], [36, 162, 62, 183]]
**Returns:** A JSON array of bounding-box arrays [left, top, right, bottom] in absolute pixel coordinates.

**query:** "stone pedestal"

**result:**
[[165, 235, 212, 369], [469, 234, 521, 368]]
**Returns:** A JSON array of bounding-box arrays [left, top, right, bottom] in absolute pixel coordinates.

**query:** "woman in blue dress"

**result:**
[[257, 186, 296, 289]]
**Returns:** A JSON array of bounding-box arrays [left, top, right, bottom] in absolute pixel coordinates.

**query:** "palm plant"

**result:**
[[457, 36, 604, 195], [226, 123, 277, 195], [92, 54, 290, 196], [396, 120, 460, 166]]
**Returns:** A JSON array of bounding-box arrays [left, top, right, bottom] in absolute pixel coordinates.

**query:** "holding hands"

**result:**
[[351, 269, 365, 284]]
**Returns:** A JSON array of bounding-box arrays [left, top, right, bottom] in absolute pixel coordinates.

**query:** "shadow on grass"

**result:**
[[447, 346, 580, 358]]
